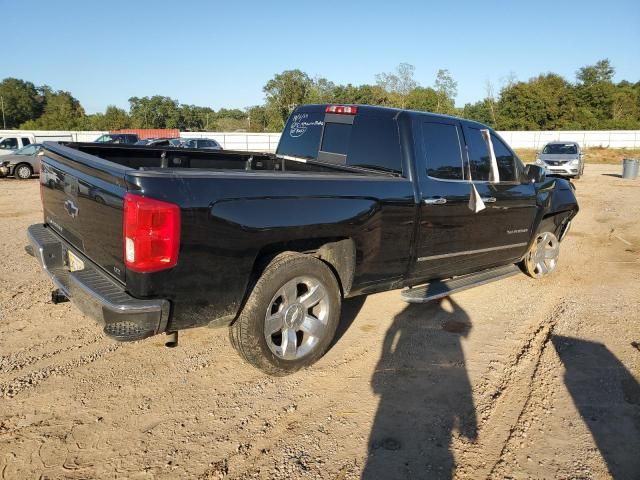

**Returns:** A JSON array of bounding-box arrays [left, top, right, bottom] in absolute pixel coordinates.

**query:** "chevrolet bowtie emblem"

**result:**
[[64, 199, 79, 218]]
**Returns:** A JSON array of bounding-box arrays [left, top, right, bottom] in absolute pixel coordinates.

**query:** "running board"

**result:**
[[401, 264, 521, 303]]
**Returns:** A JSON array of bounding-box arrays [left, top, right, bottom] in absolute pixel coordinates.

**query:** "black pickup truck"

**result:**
[[27, 104, 578, 375]]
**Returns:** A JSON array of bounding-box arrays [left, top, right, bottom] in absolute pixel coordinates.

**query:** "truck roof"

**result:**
[[301, 104, 487, 129]]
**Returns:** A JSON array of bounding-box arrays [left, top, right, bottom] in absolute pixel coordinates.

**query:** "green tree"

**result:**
[[574, 59, 616, 124], [21, 90, 86, 130], [332, 84, 391, 106], [375, 63, 418, 107], [263, 70, 314, 128], [405, 87, 440, 112], [0, 78, 45, 128], [179, 104, 215, 131], [90, 105, 131, 130], [305, 77, 337, 104], [497, 74, 577, 130], [434, 69, 458, 114], [128, 96, 182, 129], [576, 59, 615, 85], [462, 99, 497, 127]]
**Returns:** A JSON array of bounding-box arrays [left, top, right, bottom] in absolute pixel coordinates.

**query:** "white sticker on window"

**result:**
[[289, 113, 323, 138]]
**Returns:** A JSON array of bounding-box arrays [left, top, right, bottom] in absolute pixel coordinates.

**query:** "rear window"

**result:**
[[278, 109, 402, 174], [320, 123, 351, 155], [276, 111, 325, 160]]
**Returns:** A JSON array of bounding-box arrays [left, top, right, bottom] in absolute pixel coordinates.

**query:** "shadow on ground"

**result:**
[[363, 298, 477, 479], [552, 335, 640, 479]]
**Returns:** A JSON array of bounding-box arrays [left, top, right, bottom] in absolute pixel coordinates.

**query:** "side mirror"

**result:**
[[524, 164, 545, 183]]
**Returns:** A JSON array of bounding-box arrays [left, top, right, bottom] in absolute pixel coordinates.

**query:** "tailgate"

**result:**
[[39, 142, 129, 283]]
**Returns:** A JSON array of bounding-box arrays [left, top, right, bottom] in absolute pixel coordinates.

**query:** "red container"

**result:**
[[111, 129, 180, 140]]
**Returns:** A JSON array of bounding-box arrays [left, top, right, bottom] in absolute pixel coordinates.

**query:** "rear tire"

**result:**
[[229, 252, 341, 376], [14, 163, 33, 180]]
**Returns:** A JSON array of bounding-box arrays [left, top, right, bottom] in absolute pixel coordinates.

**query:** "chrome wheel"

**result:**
[[264, 276, 329, 360], [528, 232, 559, 278]]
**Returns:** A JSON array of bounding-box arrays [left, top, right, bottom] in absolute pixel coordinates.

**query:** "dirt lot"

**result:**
[[1, 164, 639, 479]]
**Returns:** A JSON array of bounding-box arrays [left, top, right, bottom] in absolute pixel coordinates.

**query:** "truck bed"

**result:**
[[63, 142, 349, 175]]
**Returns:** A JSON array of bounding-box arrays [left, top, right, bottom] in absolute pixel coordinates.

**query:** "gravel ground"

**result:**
[[0, 164, 639, 479]]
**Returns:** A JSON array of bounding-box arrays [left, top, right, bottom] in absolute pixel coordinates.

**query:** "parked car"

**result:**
[[27, 104, 578, 375], [535, 141, 584, 179], [94, 133, 139, 144], [134, 138, 182, 147], [0, 133, 72, 156], [0, 143, 43, 179], [181, 138, 222, 150]]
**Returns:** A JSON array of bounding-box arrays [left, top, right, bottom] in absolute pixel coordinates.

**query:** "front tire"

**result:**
[[521, 231, 560, 278], [230, 252, 341, 376], [14, 163, 33, 180]]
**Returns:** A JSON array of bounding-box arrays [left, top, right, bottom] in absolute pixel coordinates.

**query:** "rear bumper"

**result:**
[[27, 224, 170, 341]]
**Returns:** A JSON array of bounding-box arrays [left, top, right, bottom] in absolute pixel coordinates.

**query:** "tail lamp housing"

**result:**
[[325, 105, 358, 115], [123, 193, 180, 273]]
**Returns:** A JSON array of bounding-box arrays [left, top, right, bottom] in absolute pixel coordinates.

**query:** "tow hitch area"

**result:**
[[51, 289, 70, 304]]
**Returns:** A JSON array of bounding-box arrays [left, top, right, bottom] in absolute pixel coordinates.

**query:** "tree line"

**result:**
[[1, 59, 638, 132]]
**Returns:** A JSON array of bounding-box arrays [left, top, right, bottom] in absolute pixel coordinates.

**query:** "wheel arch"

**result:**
[[250, 237, 356, 297]]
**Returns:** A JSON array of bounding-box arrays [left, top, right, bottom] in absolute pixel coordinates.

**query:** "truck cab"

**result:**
[[0, 134, 36, 156]]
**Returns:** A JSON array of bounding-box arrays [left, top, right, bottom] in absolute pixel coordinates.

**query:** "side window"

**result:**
[[465, 127, 491, 181], [22, 137, 32, 146], [347, 115, 402, 173], [0, 137, 18, 149], [422, 122, 464, 180], [491, 134, 519, 182]]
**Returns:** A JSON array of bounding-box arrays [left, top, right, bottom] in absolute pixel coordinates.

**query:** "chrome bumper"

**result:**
[[27, 224, 170, 341]]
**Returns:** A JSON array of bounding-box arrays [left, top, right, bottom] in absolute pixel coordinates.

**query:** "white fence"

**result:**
[[498, 130, 640, 150], [2, 129, 640, 152], [179, 132, 281, 152]]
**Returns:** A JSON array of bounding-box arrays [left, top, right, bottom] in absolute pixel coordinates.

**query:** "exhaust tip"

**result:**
[[165, 331, 179, 348]]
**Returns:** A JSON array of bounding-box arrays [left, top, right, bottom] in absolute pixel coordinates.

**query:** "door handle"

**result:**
[[481, 197, 497, 203], [424, 197, 447, 205]]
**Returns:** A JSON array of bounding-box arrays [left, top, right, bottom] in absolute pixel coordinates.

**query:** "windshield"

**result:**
[[543, 143, 578, 155], [95, 135, 112, 143], [16, 144, 40, 155]]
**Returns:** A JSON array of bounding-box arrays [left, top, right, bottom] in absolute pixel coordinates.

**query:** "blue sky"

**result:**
[[3, 0, 639, 113]]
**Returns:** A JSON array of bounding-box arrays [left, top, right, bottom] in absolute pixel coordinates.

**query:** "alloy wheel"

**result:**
[[264, 276, 329, 360]]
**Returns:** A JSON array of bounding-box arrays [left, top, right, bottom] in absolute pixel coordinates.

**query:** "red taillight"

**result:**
[[123, 193, 180, 273], [325, 105, 358, 115]]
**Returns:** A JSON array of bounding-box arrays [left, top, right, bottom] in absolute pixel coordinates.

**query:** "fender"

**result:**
[[530, 177, 579, 246]]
